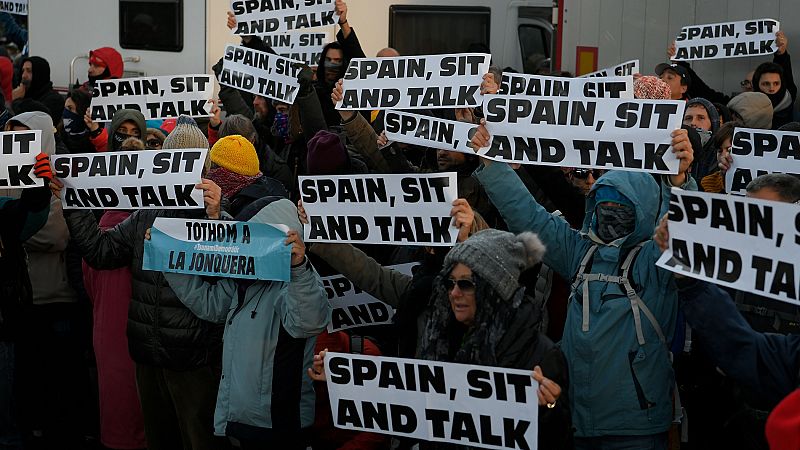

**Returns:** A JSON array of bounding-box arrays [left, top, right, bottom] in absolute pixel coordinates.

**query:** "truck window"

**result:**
[[389, 6, 490, 56], [119, 0, 183, 52], [519, 24, 549, 74]]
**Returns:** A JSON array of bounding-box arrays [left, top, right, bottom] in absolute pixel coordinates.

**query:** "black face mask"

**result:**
[[595, 204, 636, 243], [112, 132, 134, 151]]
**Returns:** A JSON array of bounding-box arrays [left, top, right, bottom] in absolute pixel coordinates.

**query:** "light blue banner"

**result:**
[[143, 218, 291, 281]]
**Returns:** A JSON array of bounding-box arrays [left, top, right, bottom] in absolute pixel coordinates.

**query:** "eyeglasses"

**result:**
[[569, 169, 602, 180], [443, 278, 476, 293], [146, 139, 162, 148], [740, 79, 752, 88]]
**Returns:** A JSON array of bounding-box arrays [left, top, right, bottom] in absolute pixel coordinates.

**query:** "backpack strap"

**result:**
[[571, 244, 599, 332], [621, 243, 666, 346]]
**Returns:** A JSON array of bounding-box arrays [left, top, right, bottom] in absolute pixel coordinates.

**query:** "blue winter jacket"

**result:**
[[677, 278, 800, 407], [165, 261, 330, 437], [475, 162, 694, 437]]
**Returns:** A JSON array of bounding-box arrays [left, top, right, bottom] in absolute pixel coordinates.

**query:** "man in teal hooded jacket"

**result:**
[[470, 120, 696, 448]]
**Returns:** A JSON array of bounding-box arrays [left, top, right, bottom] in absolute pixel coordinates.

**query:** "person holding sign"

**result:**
[[309, 229, 572, 449], [160, 198, 329, 450], [49, 152, 228, 448], [86, 108, 146, 152], [330, 80, 496, 226], [300, 197, 486, 357], [653, 183, 800, 448], [752, 31, 797, 129], [470, 75, 697, 446], [0, 136, 51, 450], [419, 228, 571, 448]]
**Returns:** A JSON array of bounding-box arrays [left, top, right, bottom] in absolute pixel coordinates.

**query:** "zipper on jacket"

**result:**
[[228, 284, 248, 325]]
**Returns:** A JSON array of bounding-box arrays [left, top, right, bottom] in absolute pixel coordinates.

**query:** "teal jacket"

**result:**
[[475, 163, 695, 437], [165, 261, 330, 436]]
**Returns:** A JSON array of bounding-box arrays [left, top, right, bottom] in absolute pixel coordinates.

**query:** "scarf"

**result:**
[[207, 166, 263, 199], [767, 90, 794, 114], [419, 265, 523, 366]]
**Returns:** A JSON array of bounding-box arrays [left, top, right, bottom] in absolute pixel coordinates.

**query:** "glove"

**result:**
[[297, 64, 315, 96], [34, 152, 53, 180]]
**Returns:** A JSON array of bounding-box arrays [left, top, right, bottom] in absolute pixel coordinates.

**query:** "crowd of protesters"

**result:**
[[0, 2, 799, 450]]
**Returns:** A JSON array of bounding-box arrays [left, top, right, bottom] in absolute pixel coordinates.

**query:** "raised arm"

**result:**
[[470, 122, 580, 278], [311, 243, 412, 308], [678, 278, 800, 407]]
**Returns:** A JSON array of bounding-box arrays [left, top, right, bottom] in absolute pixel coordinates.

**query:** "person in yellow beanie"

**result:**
[[207, 135, 288, 217]]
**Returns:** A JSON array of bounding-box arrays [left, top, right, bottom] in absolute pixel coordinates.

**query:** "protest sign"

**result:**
[[384, 111, 476, 154], [725, 127, 800, 195], [219, 45, 302, 104], [0, 130, 42, 189], [580, 59, 639, 78], [261, 31, 331, 66], [656, 189, 800, 306], [299, 173, 458, 246], [325, 263, 417, 332], [0, 0, 26, 15], [673, 19, 779, 61], [478, 95, 685, 173], [90, 75, 213, 122], [230, 0, 337, 34], [142, 218, 291, 281], [336, 54, 491, 110], [52, 148, 207, 210], [500, 73, 634, 99], [325, 352, 539, 450]]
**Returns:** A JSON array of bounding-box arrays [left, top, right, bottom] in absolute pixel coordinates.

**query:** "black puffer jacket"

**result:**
[[0, 186, 51, 341], [64, 209, 223, 370]]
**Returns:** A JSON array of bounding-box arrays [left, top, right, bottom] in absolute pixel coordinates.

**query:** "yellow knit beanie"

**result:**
[[210, 135, 260, 176]]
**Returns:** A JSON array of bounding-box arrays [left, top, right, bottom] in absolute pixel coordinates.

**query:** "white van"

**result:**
[[26, 0, 554, 92], [25, 0, 800, 98]]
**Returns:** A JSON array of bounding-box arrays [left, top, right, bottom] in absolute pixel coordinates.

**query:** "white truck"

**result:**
[[24, 0, 800, 98]]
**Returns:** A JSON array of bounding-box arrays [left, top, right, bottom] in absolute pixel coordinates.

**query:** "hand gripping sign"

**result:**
[[299, 173, 459, 246], [478, 96, 685, 173], [725, 127, 800, 195], [230, 0, 338, 34], [325, 353, 540, 450], [336, 54, 491, 110], [52, 149, 207, 210], [657, 188, 800, 306], [673, 19, 779, 61], [143, 218, 292, 281], [219, 45, 303, 104], [91, 75, 213, 122]]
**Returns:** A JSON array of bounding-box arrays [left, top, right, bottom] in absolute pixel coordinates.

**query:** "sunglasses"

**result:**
[[443, 278, 476, 293], [740, 79, 752, 88], [569, 169, 602, 180], [146, 139, 162, 148]]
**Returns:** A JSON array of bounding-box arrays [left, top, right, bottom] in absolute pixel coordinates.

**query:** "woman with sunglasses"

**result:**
[[419, 229, 571, 449], [311, 229, 572, 449]]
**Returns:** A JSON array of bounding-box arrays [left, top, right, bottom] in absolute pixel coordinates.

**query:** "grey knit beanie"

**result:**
[[162, 115, 209, 150], [443, 229, 546, 301], [727, 92, 773, 130]]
